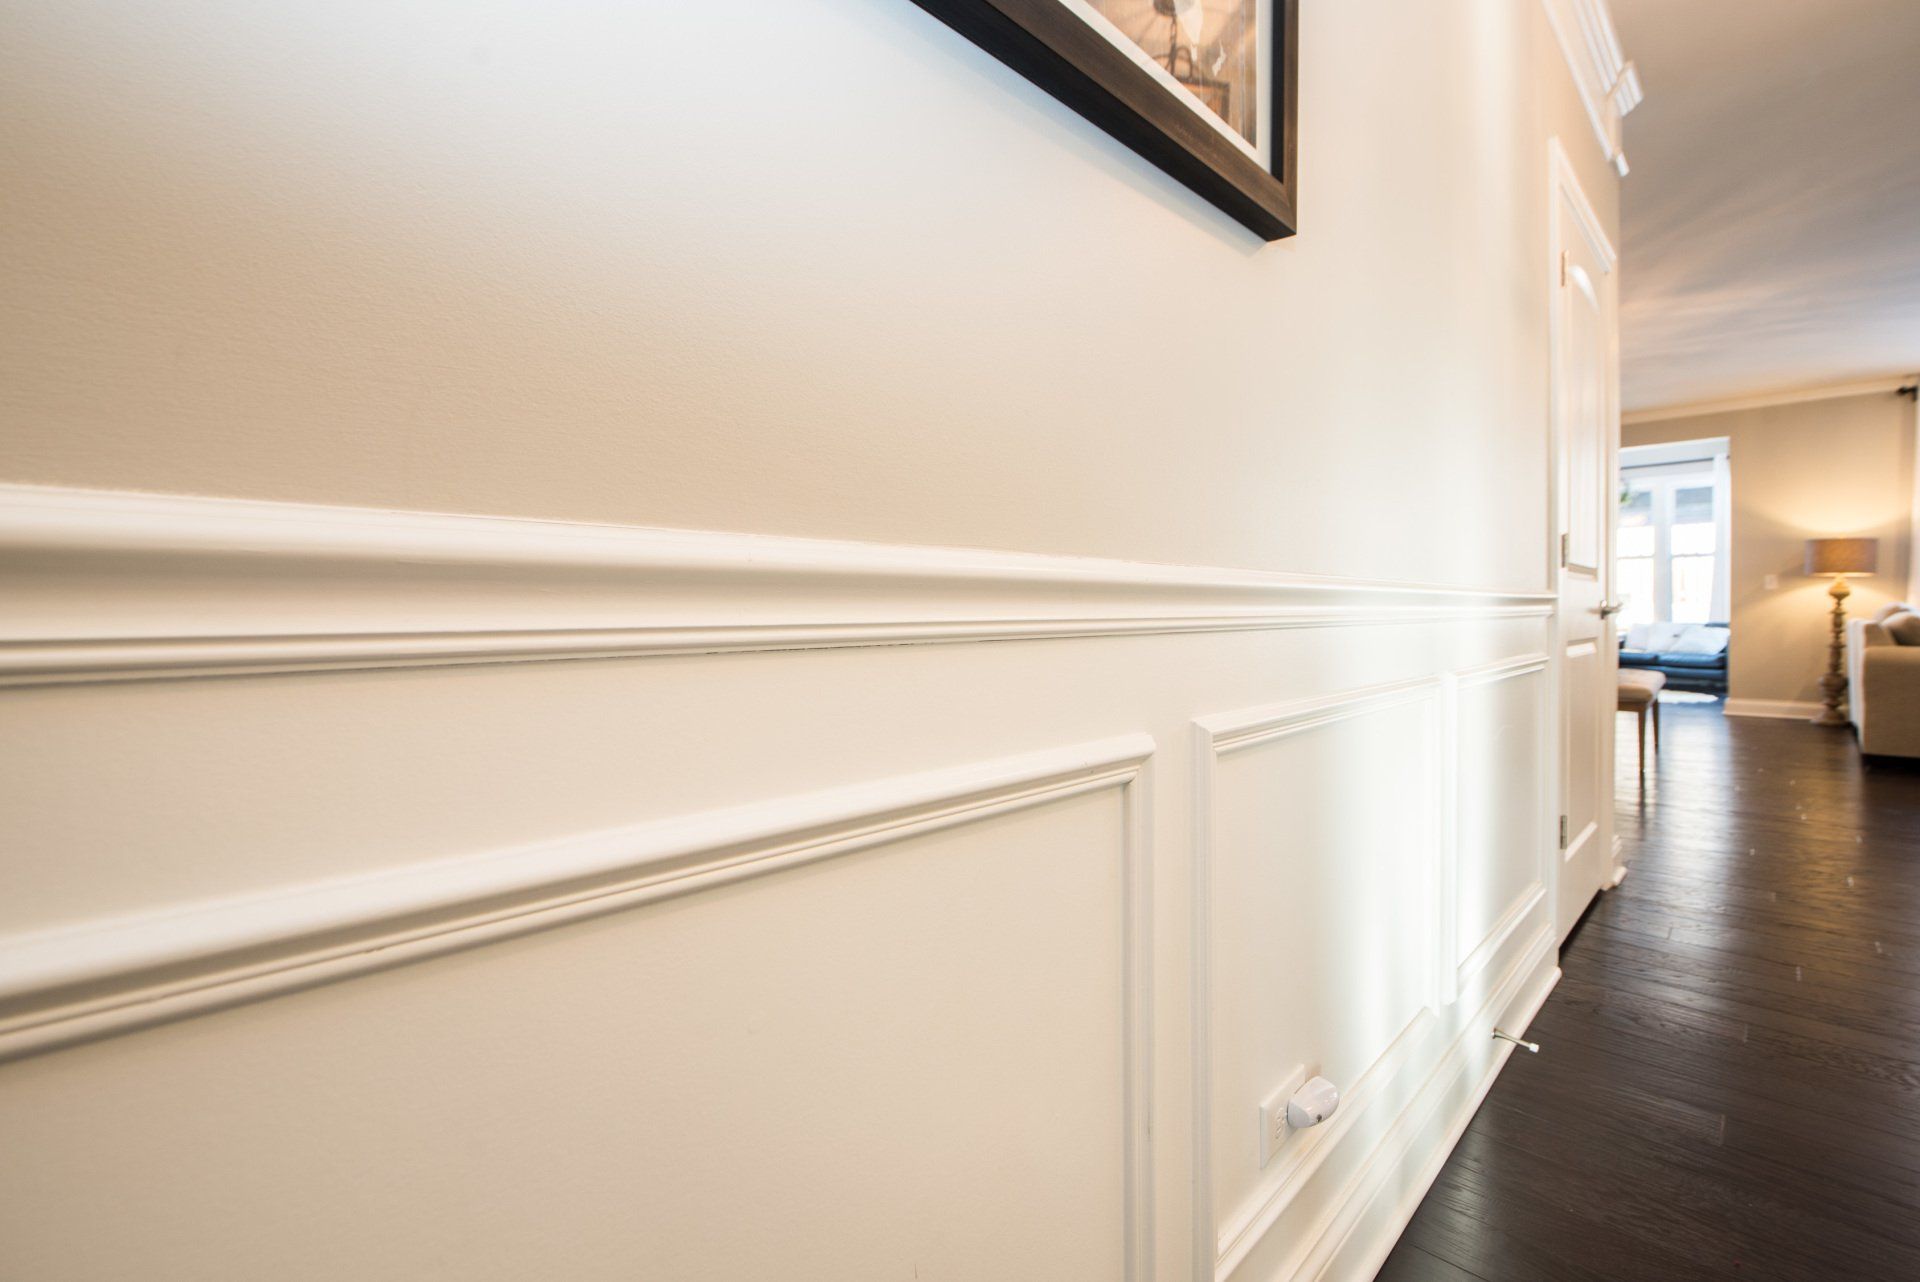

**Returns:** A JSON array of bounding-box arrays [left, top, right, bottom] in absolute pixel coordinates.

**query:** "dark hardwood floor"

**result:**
[[1379, 699, 1920, 1282]]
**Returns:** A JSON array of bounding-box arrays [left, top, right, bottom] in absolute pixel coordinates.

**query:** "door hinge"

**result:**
[[1559, 532, 1570, 567], [1559, 250, 1569, 286], [1558, 815, 1570, 849]]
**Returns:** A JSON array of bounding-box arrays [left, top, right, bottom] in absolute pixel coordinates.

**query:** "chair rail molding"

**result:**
[[1542, 0, 1641, 175], [0, 484, 1554, 687]]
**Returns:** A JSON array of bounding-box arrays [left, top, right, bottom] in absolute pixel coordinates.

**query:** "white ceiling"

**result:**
[[1608, 0, 1920, 412]]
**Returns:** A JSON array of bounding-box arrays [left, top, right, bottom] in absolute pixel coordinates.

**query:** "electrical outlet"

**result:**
[[1764, 573, 1780, 590], [1258, 1064, 1309, 1168]]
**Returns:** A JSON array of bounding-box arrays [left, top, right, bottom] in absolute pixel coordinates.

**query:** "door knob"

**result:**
[[1595, 601, 1625, 617]]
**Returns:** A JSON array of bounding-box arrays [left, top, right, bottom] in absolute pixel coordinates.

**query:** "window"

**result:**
[[1615, 446, 1728, 629], [1669, 484, 1716, 623], [1617, 487, 1656, 628]]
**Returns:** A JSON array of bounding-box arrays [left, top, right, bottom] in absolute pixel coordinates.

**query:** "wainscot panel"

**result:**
[[0, 735, 1156, 1279]]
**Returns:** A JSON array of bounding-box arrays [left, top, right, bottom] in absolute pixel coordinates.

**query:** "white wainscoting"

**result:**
[[1191, 656, 1555, 1282], [1305, 928, 1560, 1282], [0, 482, 1566, 1278], [0, 483, 1553, 686], [0, 733, 1161, 1281], [1193, 676, 1445, 1280], [0, 729, 1153, 1110], [1449, 656, 1551, 1001]]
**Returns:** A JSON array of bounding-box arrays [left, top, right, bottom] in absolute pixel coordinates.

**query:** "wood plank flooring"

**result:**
[[1378, 700, 1920, 1281]]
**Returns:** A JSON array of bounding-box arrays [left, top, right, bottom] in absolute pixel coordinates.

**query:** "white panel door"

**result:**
[[1550, 143, 1620, 940]]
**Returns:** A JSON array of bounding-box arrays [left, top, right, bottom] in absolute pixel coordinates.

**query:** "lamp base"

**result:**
[[1814, 577, 1851, 726]]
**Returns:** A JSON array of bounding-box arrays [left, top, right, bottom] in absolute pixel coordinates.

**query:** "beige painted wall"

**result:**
[[0, 0, 1614, 586], [0, 1, 1621, 1277], [1624, 392, 1915, 706]]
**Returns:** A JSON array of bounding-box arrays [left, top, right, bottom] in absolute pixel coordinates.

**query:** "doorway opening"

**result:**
[[1616, 437, 1731, 699]]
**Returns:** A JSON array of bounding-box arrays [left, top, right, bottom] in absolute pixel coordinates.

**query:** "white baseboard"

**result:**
[[1209, 920, 1555, 1281], [1307, 930, 1561, 1281], [1722, 698, 1824, 720]]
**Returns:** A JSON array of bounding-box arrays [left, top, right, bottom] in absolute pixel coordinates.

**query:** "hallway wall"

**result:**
[[2, 0, 1616, 581], [0, 2, 1620, 1277]]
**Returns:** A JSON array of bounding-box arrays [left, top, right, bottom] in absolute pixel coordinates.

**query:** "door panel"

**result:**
[[1564, 267, 1604, 575], [1560, 638, 1603, 894], [1552, 145, 1619, 940]]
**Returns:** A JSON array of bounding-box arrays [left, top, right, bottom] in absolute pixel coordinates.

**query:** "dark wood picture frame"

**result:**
[[910, 0, 1298, 240]]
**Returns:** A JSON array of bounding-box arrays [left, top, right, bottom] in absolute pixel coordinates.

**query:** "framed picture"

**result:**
[[911, 0, 1298, 240]]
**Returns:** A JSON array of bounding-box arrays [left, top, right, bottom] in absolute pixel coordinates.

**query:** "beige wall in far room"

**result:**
[[1624, 391, 1915, 707], [1911, 391, 1920, 605]]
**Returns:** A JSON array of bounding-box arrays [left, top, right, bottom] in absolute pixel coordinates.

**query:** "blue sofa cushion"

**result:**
[[1655, 652, 1726, 669], [1619, 650, 1661, 665]]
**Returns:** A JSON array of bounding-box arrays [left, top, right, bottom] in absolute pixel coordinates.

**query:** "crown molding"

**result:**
[[1623, 375, 1920, 427], [1541, 0, 1641, 176]]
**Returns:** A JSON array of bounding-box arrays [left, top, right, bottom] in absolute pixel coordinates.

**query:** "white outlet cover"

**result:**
[[1258, 1064, 1308, 1168]]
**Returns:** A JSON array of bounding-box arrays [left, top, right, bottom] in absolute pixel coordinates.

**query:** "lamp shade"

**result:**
[[1805, 537, 1879, 576]]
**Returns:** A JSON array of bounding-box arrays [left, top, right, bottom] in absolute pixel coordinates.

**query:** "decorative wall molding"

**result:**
[[1191, 675, 1445, 1281], [1452, 653, 1552, 690], [0, 726, 1158, 1159], [0, 484, 1555, 687], [1435, 675, 1462, 1008], [1192, 658, 1550, 1279], [1193, 676, 1444, 759], [1456, 883, 1546, 995], [1541, 0, 1641, 176], [1723, 698, 1823, 721], [1623, 375, 1920, 427], [1445, 654, 1550, 1002]]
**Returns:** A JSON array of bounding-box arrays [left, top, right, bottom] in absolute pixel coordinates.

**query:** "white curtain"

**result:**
[[1909, 395, 1920, 606], [1712, 452, 1733, 622]]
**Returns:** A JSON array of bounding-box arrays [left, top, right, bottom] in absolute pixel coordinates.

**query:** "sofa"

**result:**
[[1619, 621, 1730, 694], [1846, 604, 1920, 758]]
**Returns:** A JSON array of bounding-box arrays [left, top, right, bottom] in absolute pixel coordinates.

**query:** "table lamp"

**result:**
[[1805, 537, 1879, 725]]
